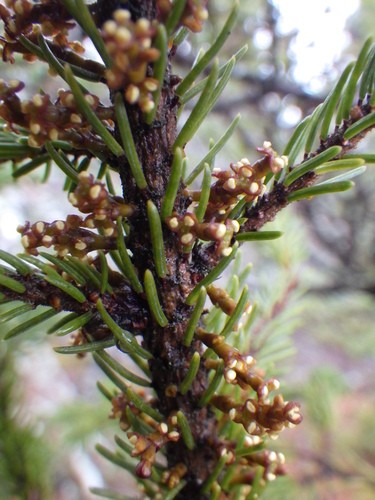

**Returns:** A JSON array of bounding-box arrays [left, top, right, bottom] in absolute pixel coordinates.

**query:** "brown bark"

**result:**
[[97, 1, 222, 496]]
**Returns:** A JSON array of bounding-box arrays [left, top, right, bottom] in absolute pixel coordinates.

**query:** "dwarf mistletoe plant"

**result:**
[[0, 0, 374, 498]]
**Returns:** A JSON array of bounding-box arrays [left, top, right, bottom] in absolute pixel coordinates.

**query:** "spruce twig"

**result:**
[[0, 1, 374, 498]]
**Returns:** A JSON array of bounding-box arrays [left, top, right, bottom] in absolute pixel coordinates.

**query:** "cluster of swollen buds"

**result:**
[[110, 392, 182, 479], [206, 284, 238, 316], [208, 163, 264, 214], [102, 9, 160, 113], [166, 212, 239, 256], [171, 143, 288, 256], [68, 172, 134, 229], [161, 463, 188, 490], [165, 144, 284, 257], [252, 141, 289, 176], [156, 0, 209, 33], [230, 447, 287, 486], [128, 421, 180, 479], [18, 215, 114, 259], [187, 142, 288, 222], [213, 392, 302, 441], [0, 0, 78, 63], [18, 172, 134, 258], [0, 80, 113, 149], [110, 391, 143, 431], [198, 329, 270, 394]]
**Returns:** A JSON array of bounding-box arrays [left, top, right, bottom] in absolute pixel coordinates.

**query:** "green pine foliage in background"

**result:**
[[0, 345, 53, 498]]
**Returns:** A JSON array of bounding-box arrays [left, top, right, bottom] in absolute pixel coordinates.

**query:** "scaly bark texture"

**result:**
[[100, 1, 221, 494]]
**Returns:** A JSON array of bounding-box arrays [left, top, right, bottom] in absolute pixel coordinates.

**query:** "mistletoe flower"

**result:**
[[110, 392, 143, 431], [161, 463, 188, 489], [70, 171, 134, 223], [252, 141, 289, 177], [213, 390, 302, 441], [198, 164, 263, 221], [182, 0, 209, 32], [157, 0, 208, 33], [0, 80, 114, 149], [235, 449, 287, 484], [18, 173, 134, 258], [18, 215, 114, 258], [231, 394, 302, 437], [200, 330, 266, 392], [102, 9, 160, 112], [166, 211, 234, 254], [186, 144, 288, 224], [0, 0, 78, 62], [206, 284, 238, 316], [128, 422, 180, 478]]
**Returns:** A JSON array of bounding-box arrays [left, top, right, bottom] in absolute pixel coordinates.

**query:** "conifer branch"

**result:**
[[0, 1, 374, 498], [241, 99, 375, 233], [0, 269, 148, 339]]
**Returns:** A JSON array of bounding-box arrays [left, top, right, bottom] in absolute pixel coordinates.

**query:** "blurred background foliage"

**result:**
[[0, 0, 375, 498]]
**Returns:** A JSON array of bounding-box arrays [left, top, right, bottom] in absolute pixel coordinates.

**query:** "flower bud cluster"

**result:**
[[170, 144, 288, 256], [69, 171, 134, 223], [18, 172, 134, 258], [206, 284, 237, 316], [110, 392, 142, 431], [0, 78, 26, 126], [198, 325, 303, 445], [128, 421, 180, 479], [102, 9, 160, 113], [0, 80, 113, 149], [213, 391, 302, 441], [166, 211, 239, 256], [110, 392, 182, 480], [253, 141, 289, 176], [156, 0, 209, 33], [188, 143, 287, 221], [205, 169, 262, 221], [0, 0, 78, 63], [161, 463, 188, 489], [199, 329, 266, 393], [231, 448, 287, 485], [18, 215, 112, 259], [232, 395, 302, 438]]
